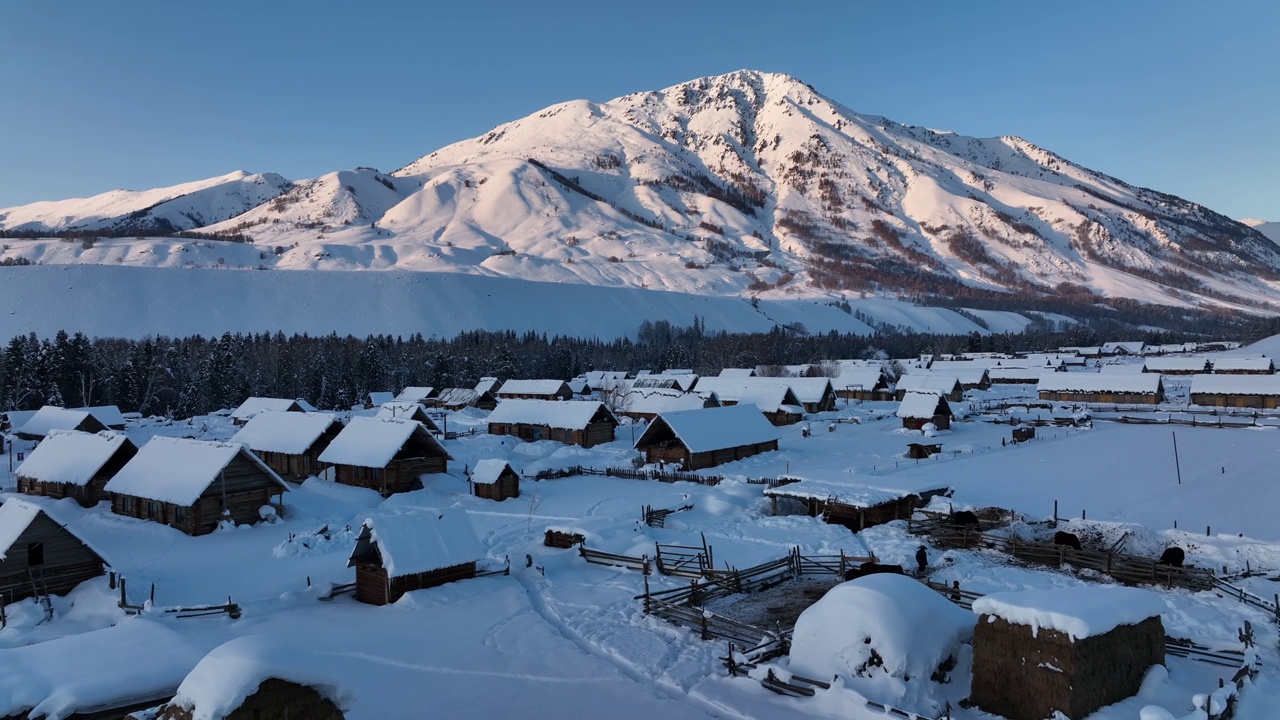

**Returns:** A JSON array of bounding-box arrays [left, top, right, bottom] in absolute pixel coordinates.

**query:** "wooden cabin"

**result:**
[[15, 430, 138, 507], [374, 402, 443, 433], [1101, 341, 1148, 356], [486, 399, 618, 448], [834, 369, 892, 401], [347, 509, 484, 605], [906, 442, 942, 459], [366, 391, 395, 409], [71, 405, 127, 430], [0, 498, 107, 602], [987, 367, 1043, 385], [393, 386, 436, 404], [763, 479, 927, 531], [583, 371, 630, 392], [896, 391, 953, 431], [1189, 374, 1280, 409], [718, 368, 757, 378], [229, 411, 343, 480], [15, 406, 109, 441], [1037, 373, 1165, 405], [1141, 357, 1209, 375], [783, 377, 838, 413], [495, 379, 574, 401], [1211, 357, 1275, 375], [689, 379, 805, 425], [894, 374, 964, 402], [633, 405, 779, 471], [229, 397, 317, 426], [104, 437, 290, 536], [971, 587, 1165, 720], [429, 387, 498, 411], [470, 459, 520, 501], [318, 416, 452, 497], [615, 388, 719, 422]]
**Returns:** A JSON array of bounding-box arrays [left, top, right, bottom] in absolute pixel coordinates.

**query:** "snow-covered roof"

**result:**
[[972, 586, 1164, 640], [473, 377, 500, 395], [906, 365, 987, 385], [832, 369, 885, 391], [1037, 373, 1162, 394], [779, 377, 835, 404], [1211, 357, 1274, 372], [631, 376, 680, 390], [690, 378, 804, 412], [762, 477, 918, 506], [229, 397, 316, 422], [718, 368, 756, 378], [583, 371, 629, 389], [104, 436, 288, 506], [0, 498, 44, 561], [497, 379, 571, 396], [895, 374, 961, 394], [1102, 341, 1147, 355], [434, 388, 480, 406], [566, 378, 590, 394], [318, 416, 449, 468], [15, 429, 134, 486], [393, 386, 435, 403], [367, 391, 395, 407], [229, 411, 340, 455], [71, 405, 126, 428], [896, 391, 949, 419], [987, 367, 1043, 382], [471, 458, 515, 486], [1142, 357, 1210, 373], [16, 406, 95, 437], [485, 399, 615, 430], [635, 404, 779, 454], [375, 401, 438, 429], [620, 388, 713, 415], [1190, 374, 1280, 397], [351, 508, 484, 577]]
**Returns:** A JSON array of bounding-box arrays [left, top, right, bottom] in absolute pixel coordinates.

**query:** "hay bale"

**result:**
[[971, 587, 1165, 720], [152, 678, 344, 720]]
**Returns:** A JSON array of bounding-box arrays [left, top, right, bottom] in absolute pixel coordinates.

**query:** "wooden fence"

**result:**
[[116, 577, 241, 619], [643, 503, 692, 528], [530, 465, 796, 487], [578, 545, 652, 574]]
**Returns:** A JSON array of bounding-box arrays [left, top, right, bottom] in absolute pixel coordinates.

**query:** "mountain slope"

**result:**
[[1242, 218, 1280, 245], [2, 71, 1277, 314]]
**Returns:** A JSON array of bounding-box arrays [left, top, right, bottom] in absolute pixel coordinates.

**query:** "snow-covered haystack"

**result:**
[[788, 574, 974, 683], [155, 635, 349, 720]]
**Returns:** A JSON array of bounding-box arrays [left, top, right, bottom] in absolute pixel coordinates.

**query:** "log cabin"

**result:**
[[633, 404, 780, 471], [318, 416, 452, 496], [104, 437, 290, 536], [1210, 357, 1275, 375], [229, 397, 318, 426], [70, 405, 127, 430], [780, 377, 838, 413], [615, 388, 720, 422], [392, 386, 436, 404], [366, 391, 395, 409], [1037, 373, 1165, 405], [687, 379, 805, 425], [486, 400, 618, 447], [15, 406, 109, 441], [833, 369, 893, 401], [763, 478, 932, 531], [15, 430, 138, 507], [229, 411, 343, 480], [347, 508, 484, 605], [1189, 374, 1280, 409], [428, 387, 499, 411], [496, 379, 575, 401], [1141, 357, 1210, 375], [0, 498, 107, 602], [894, 373, 964, 402], [470, 459, 520, 501], [896, 391, 954, 431]]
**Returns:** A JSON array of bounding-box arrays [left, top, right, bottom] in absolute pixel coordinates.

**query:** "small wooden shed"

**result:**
[[896, 391, 953, 431], [470, 459, 520, 501], [486, 399, 618, 447], [15, 429, 138, 506], [348, 508, 484, 605], [104, 437, 290, 536], [14, 406, 109, 441], [0, 498, 107, 602], [633, 404, 780, 471], [763, 479, 926, 531], [318, 416, 452, 497], [230, 411, 343, 479], [971, 587, 1165, 720], [496, 379, 574, 401], [229, 397, 317, 426]]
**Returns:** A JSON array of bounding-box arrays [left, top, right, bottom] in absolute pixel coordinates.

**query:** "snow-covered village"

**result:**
[[3, 3, 1280, 719]]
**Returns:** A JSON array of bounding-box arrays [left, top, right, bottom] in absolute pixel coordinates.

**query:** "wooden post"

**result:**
[[1053, 500, 1058, 527], [1172, 431, 1182, 485], [120, 577, 127, 607], [150, 583, 155, 604]]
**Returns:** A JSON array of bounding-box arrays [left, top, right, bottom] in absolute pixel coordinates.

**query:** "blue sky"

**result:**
[[1, 0, 1276, 219]]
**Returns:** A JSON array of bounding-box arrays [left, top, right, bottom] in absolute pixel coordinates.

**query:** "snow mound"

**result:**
[[272, 524, 357, 559], [789, 574, 974, 682]]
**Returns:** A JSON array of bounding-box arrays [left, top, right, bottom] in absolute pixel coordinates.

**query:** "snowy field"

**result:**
[[2, 381, 1280, 718]]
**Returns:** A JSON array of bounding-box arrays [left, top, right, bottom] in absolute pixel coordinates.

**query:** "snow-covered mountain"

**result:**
[[1242, 218, 1280, 245], [3, 71, 1278, 313]]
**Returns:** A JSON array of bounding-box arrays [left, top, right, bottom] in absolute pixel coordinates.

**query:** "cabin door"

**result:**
[[27, 543, 44, 566]]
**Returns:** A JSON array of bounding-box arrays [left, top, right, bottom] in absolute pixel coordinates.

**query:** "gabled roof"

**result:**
[[896, 391, 951, 419], [229, 411, 341, 455], [905, 365, 988, 385], [471, 459, 516, 486], [1037, 373, 1163, 394], [780, 377, 836, 404], [631, 376, 682, 390], [473, 377, 500, 395], [71, 405, 126, 428], [229, 397, 317, 422], [1142, 357, 1210, 373], [583, 371, 629, 389], [15, 429, 135, 486], [16, 406, 96, 437], [318, 416, 451, 468], [374, 402, 442, 432], [1102, 341, 1147, 355], [895, 374, 962, 394], [1211, 357, 1274, 373], [393, 386, 435, 403], [367, 391, 395, 407], [567, 379, 590, 394], [832, 369, 886, 391], [634, 404, 779, 454], [690, 378, 805, 412], [486, 399, 617, 431], [1190, 374, 1280, 397], [0, 498, 45, 560], [988, 367, 1043, 382], [620, 389, 716, 415], [104, 436, 289, 506], [497, 379, 572, 397], [433, 388, 481, 407], [763, 478, 922, 507], [719, 368, 757, 378], [348, 508, 484, 577]]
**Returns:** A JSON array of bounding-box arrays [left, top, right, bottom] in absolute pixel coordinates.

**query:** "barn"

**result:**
[[429, 387, 499, 411], [1189, 374, 1280, 409], [104, 437, 290, 536], [374, 402, 442, 433], [1142, 357, 1210, 375], [763, 478, 929, 530], [894, 374, 963, 402], [486, 400, 618, 448], [347, 508, 485, 606], [633, 404, 780, 471], [1211, 357, 1275, 375], [470, 459, 520, 501], [1037, 373, 1165, 404], [229, 411, 343, 480], [318, 417, 452, 496], [971, 587, 1165, 720], [496, 379, 574, 401], [0, 499, 107, 605], [896, 391, 953, 431], [15, 430, 138, 507], [229, 397, 318, 426], [392, 386, 436, 404], [615, 388, 719, 421], [14, 406, 109, 441]]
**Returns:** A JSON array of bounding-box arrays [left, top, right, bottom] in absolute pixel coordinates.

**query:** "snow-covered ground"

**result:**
[[3, 373, 1280, 719]]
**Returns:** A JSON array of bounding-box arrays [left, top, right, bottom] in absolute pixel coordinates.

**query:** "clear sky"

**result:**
[[1, 0, 1276, 219]]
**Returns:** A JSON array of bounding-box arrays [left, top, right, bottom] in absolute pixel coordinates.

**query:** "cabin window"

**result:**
[[27, 543, 44, 566], [121, 496, 134, 513], [173, 507, 186, 524], [146, 501, 159, 519]]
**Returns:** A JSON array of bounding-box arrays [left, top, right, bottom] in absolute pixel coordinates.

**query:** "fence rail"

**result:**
[[529, 465, 796, 487], [579, 545, 652, 574]]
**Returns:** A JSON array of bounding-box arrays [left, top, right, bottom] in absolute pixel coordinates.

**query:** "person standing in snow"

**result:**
[[915, 545, 928, 573]]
